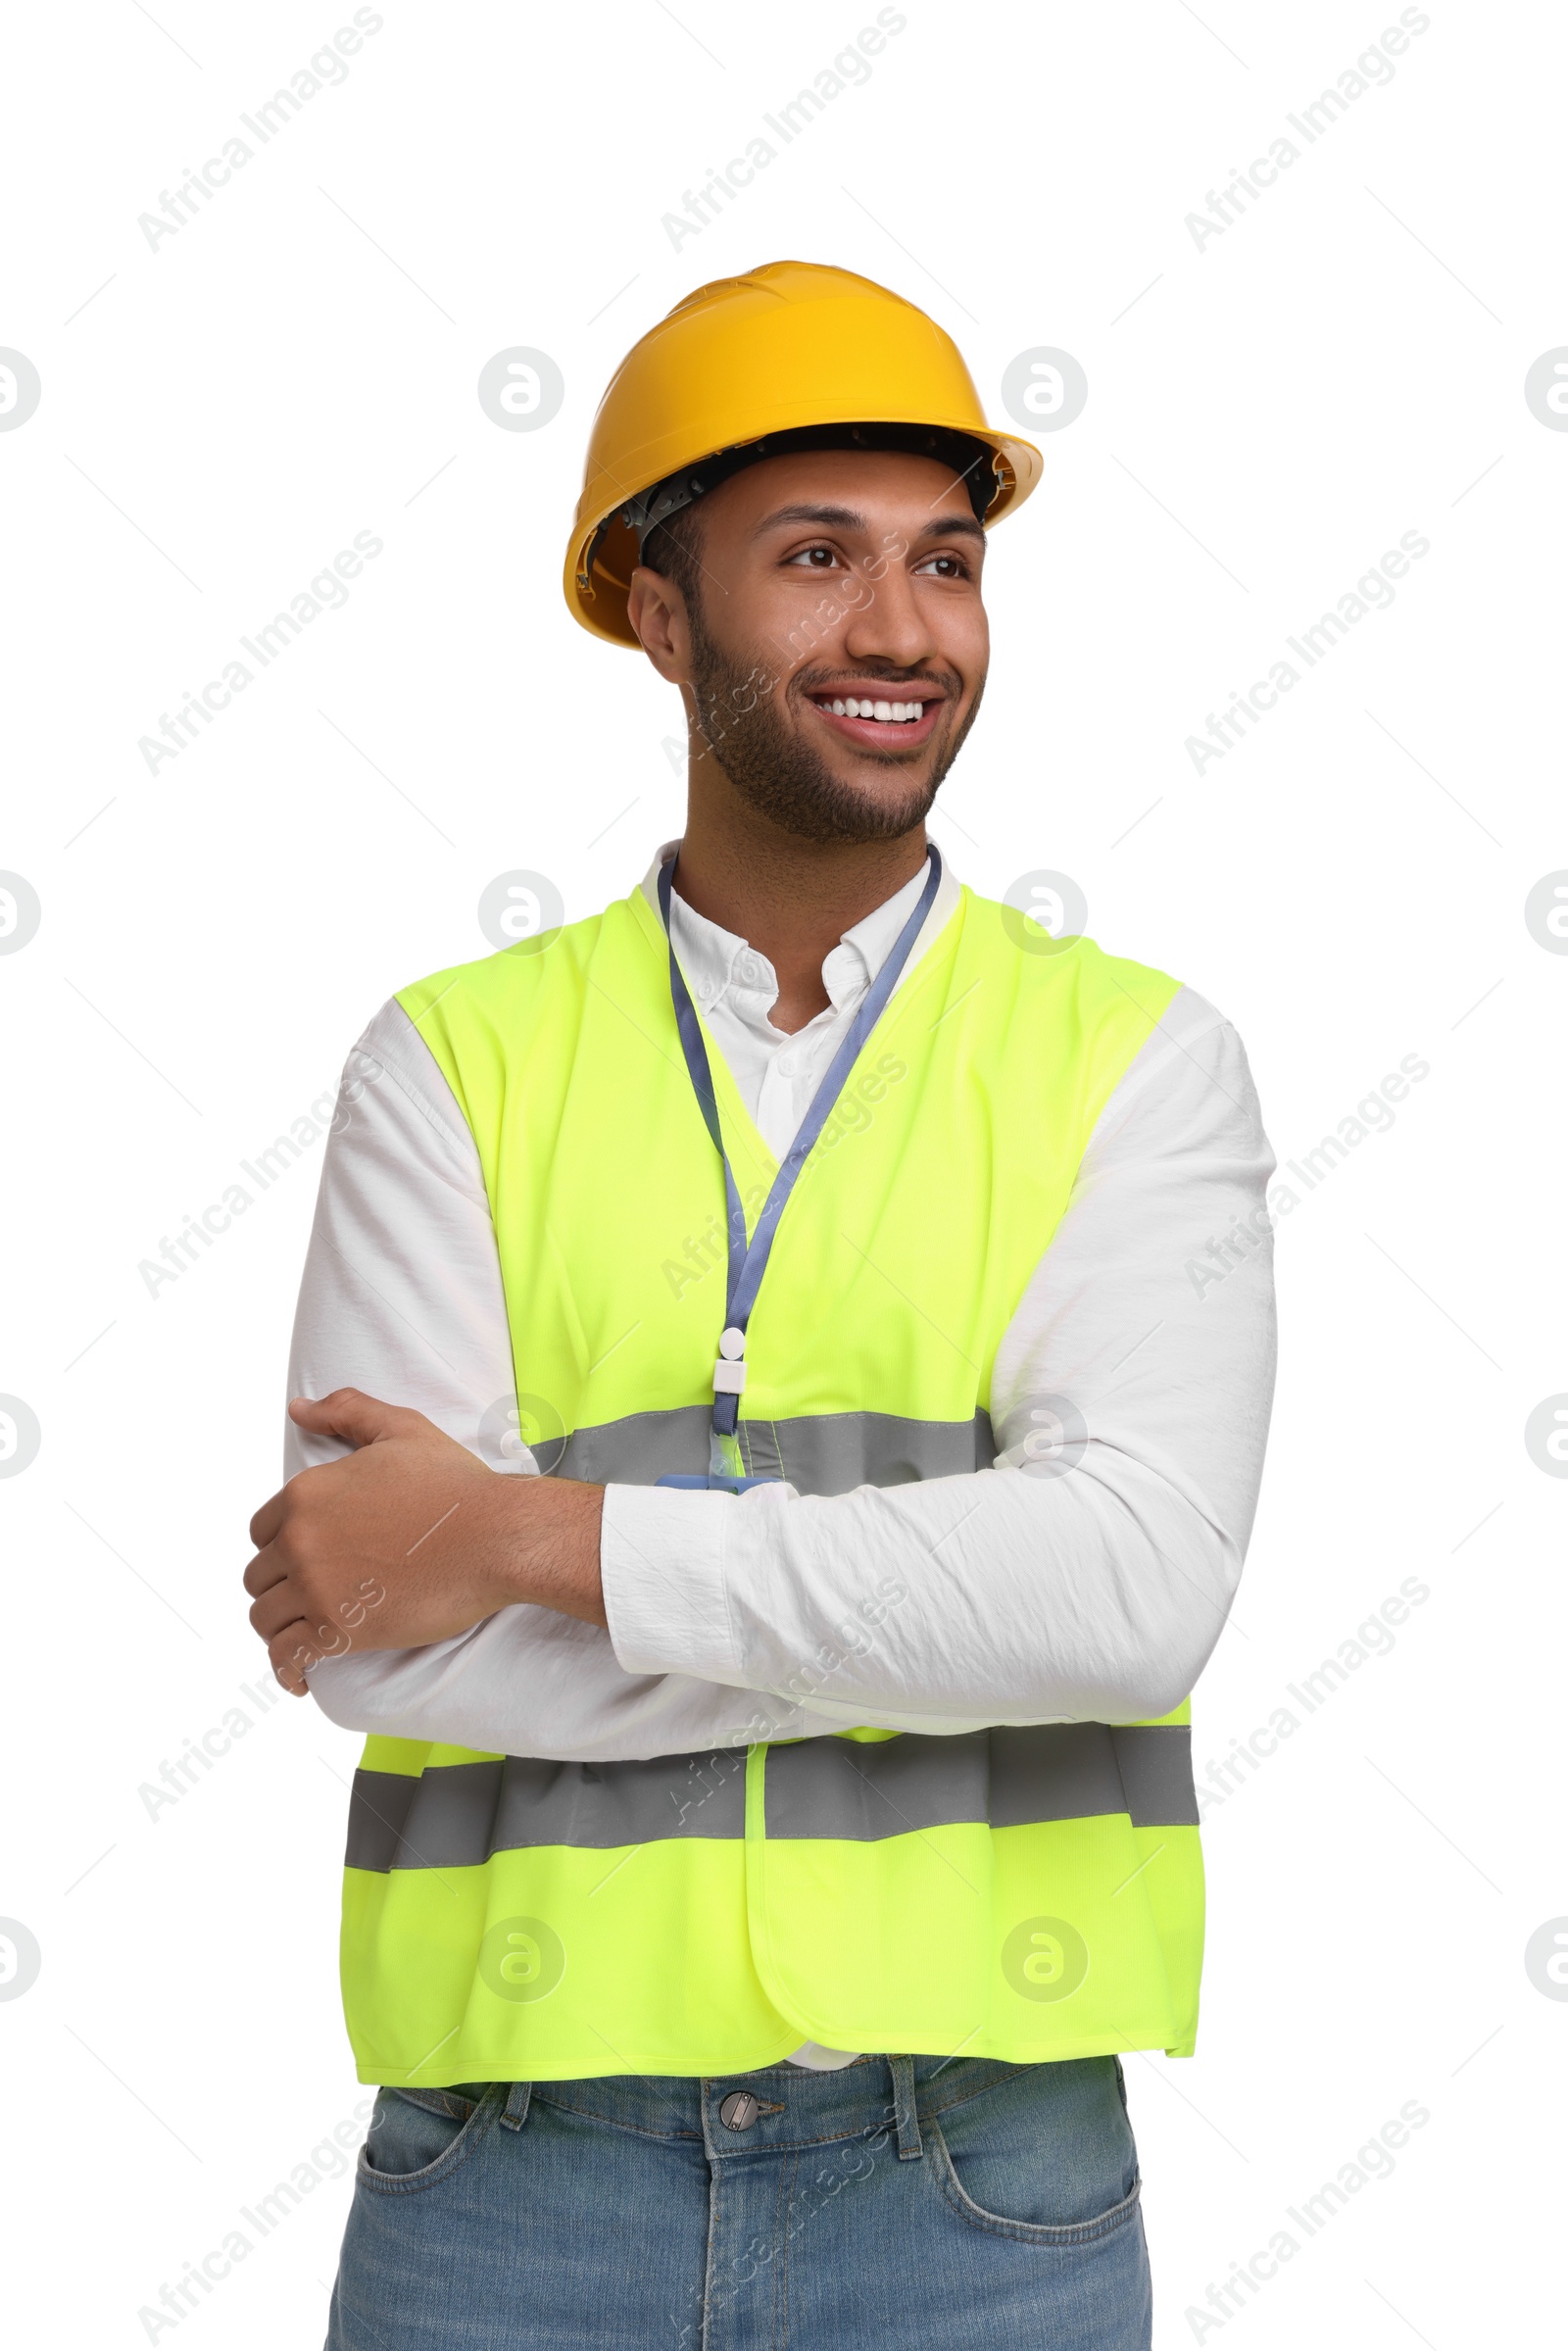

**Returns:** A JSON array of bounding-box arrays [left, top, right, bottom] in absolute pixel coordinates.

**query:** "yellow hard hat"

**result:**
[[564, 260, 1043, 648]]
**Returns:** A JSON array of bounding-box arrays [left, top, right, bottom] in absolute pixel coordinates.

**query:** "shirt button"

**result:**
[[719, 2091, 760, 2131], [777, 1054, 796, 1076]]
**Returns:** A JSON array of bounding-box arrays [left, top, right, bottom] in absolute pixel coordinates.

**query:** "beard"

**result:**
[[686, 605, 984, 846]]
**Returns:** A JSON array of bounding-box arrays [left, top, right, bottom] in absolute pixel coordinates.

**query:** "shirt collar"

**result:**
[[640, 840, 952, 1022]]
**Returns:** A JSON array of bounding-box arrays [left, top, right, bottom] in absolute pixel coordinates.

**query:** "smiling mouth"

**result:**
[[805, 688, 944, 748]]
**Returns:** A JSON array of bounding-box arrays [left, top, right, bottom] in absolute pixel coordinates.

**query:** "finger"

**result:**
[[249, 1579, 308, 1641], [248, 1482, 292, 1551], [288, 1389, 417, 1451], [243, 1534, 292, 1597], [267, 1627, 318, 1696], [270, 1616, 349, 1689], [261, 1592, 361, 1664]]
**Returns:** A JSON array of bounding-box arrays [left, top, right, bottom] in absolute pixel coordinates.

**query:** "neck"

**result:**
[[673, 771, 929, 1034]]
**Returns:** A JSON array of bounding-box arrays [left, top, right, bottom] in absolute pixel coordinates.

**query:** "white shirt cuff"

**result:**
[[600, 1483, 743, 1682]]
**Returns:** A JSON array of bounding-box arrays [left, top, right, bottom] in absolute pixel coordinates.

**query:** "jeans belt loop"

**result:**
[[500, 2081, 532, 2132], [889, 2055, 923, 2161]]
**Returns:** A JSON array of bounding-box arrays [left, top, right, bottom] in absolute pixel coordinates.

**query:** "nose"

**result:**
[[842, 553, 939, 673]]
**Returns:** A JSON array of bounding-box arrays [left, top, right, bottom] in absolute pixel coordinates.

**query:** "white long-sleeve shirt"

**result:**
[[292, 848, 1278, 1767]]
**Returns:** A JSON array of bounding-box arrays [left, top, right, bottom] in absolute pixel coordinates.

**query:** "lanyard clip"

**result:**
[[712, 1323, 747, 1396]]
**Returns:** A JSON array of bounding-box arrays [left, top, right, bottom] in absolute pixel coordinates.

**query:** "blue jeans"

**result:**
[[325, 2053, 1151, 2348]]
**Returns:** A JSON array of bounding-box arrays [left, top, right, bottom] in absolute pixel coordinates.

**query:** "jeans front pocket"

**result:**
[[926, 2058, 1142, 2245], [357, 2082, 504, 2196]]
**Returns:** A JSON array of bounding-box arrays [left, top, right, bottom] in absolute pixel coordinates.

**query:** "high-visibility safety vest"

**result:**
[[338, 882, 1203, 2085]]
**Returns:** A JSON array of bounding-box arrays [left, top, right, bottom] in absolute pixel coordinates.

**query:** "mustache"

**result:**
[[791, 664, 961, 700]]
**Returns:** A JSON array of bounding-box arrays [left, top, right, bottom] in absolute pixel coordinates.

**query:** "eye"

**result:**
[[784, 544, 845, 569], [914, 551, 971, 579]]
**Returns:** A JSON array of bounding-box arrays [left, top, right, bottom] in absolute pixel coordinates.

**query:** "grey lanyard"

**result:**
[[656, 849, 942, 1466]]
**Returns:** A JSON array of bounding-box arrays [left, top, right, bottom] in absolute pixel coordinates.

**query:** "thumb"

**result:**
[[289, 1389, 414, 1450]]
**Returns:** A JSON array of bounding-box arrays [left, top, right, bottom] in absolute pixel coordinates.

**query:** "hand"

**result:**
[[243, 1390, 606, 1695]]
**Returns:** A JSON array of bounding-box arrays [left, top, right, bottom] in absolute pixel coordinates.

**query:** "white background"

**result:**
[[2, 0, 1564, 2342]]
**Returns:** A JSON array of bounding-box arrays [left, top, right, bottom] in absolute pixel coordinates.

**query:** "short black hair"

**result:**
[[639, 502, 708, 615]]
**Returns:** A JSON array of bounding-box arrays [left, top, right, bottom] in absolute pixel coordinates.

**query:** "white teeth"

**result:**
[[826, 695, 926, 721]]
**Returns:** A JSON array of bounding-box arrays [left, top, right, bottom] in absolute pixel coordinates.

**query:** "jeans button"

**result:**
[[719, 2091, 760, 2131]]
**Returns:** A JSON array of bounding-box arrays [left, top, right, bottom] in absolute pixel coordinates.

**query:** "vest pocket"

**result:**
[[358, 2082, 503, 2195]]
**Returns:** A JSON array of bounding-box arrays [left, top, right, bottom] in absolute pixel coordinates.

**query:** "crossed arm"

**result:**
[[244, 988, 1277, 1749], [243, 1389, 607, 1693]]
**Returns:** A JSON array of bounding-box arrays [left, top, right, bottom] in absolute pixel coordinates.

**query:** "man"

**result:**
[[244, 261, 1276, 2349]]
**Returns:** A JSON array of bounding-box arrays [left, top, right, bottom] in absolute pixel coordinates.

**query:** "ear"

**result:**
[[626, 564, 692, 686]]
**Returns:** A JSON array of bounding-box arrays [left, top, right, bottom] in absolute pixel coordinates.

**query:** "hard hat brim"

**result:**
[[564, 414, 1041, 649]]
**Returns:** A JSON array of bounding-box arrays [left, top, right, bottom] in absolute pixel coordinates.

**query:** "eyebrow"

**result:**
[[751, 501, 987, 548]]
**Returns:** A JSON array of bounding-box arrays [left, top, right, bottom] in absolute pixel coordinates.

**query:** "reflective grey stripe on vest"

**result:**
[[553, 1406, 996, 1494], [345, 1725, 1195, 1873], [762, 1725, 1199, 1838], [345, 1750, 748, 1872]]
